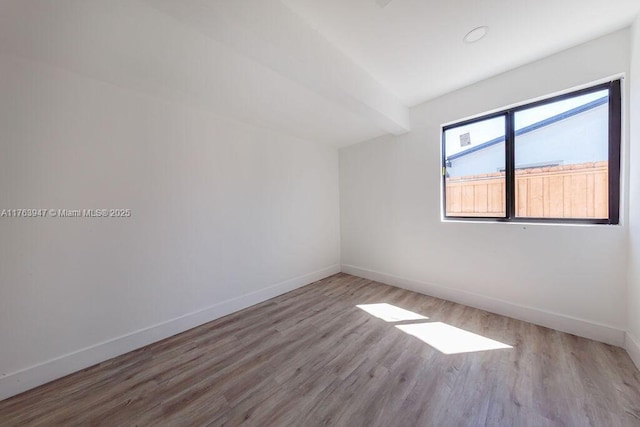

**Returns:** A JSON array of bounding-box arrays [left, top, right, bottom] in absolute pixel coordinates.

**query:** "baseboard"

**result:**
[[0, 264, 340, 402], [625, 332, 640, 371], [341, 264, 625, 347]]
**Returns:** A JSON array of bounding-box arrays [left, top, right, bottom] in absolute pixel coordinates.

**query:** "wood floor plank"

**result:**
[[1, 272, 639, 426]]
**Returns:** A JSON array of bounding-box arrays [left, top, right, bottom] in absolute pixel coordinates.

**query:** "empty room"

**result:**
[[2, 0, 640, 425]]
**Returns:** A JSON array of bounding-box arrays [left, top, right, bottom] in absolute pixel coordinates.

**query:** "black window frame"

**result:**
[[441, 80, 621, 225]]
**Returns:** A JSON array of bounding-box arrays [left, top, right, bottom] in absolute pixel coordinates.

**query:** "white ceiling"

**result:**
[[0, 0, 638, 146], [282, 0, 640, 106]]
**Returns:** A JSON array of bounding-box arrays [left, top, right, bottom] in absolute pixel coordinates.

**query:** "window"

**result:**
[[442, 80, 621, 224]]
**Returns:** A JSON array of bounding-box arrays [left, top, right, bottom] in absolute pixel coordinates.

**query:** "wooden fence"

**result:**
[[445, 161, 608, 218]]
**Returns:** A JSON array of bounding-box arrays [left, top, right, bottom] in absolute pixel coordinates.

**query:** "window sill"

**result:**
[[441, 218, 622, 227]]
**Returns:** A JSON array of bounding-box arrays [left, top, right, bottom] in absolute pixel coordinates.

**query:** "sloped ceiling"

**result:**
[[0, 0, 638, 146]]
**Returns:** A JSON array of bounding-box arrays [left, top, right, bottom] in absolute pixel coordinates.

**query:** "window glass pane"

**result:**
[[444, 116, 505, 217], [514, 90, 609, 219]]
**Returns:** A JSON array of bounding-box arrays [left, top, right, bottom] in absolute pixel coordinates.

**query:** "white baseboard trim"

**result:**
[[0, 264, 340, 402], [341, 264, 625, 347], [625, 332, 640, 371]]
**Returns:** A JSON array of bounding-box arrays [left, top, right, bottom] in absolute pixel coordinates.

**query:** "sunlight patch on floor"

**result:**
[[395, 322, 512, 354], [356, 303, 428, 322]]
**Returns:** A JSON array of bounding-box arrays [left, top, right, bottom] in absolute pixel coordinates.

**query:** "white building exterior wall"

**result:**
[[448, 104, 608, 177]]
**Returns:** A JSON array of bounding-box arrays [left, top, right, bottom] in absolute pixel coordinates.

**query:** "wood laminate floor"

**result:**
[[1, 273, 640, 426]]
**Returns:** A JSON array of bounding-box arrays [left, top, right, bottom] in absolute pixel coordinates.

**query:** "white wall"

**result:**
[[627, 16, 640, 369], [341, 30, 630, 346], [0, 53, 340, 399]]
